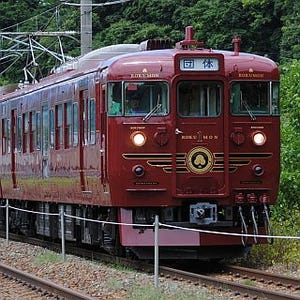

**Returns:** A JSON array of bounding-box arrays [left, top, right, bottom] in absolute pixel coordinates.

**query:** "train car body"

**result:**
[[0, 27, 280, 259]]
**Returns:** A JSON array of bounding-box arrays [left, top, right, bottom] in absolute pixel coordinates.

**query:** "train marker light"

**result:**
[[132, 165, 145, 177], [252, 131, 266, 146], [253, 164, 264, 176]]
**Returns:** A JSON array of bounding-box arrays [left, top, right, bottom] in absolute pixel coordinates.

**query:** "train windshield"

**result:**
[[108, 81, 169, 116], [230, 81, 280, 116], [177, 81, 222, 117]]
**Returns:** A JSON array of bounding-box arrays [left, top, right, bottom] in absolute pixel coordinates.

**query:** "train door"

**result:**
[[96, 82, 108, 189], [42, 105, 49, 178], [174, 79, 228, 197], [11, 109, 17, 188]]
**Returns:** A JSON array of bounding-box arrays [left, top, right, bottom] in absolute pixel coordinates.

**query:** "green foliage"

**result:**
[[279, 0, 300, 60], [248, 60, 300, 268], [33, 249, 63, 264], [247, 209, 300, 268], [0, 77, 10, 86], [1, 0, 300, 80], [273, 60, 300, 217]]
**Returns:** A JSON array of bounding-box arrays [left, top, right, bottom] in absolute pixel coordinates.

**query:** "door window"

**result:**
[[178, 81, 222, 117]]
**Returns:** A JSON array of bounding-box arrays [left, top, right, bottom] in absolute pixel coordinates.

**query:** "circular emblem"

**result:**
[[186, 147, 214, 174]]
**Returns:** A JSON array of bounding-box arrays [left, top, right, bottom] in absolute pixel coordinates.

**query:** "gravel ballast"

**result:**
[[0, 238, 229, 300]]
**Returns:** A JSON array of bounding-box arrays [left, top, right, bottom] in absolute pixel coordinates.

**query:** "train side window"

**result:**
[[17, 116, 22, 152], [73, 102, 78, 146], [29, 111, 36, 153], [22, 112, 29, 153], [108, 82, 122, 116], [1, 118, 9, 154], [55, 104, 63, 150], [42, 106, 49, 155], [49, 109, 54, 148], [36, 112, 41, 151], [178, 81, 222, 117], [64, 102, 72, 149], [6, 119, 11, 154], [271, 82, 280, 115], [89, 98, 96, 144]]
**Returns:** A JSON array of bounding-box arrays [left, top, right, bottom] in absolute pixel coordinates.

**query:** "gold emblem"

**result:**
[[186, 147, 213, 174]]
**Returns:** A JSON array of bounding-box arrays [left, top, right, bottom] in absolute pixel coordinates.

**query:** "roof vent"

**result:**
[[139, 39, 173, 51]]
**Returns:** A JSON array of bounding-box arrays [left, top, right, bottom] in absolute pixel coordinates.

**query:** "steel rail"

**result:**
[[159, 265, 300, 300], [0, 262, 98, 300], [223, 264, 300, 287]]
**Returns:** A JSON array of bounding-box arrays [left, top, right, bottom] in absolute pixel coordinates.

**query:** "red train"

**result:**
[[0, 26, 280, 259]]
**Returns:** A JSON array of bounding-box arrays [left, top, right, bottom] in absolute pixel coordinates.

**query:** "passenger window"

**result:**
[[55, 104, 63, 150], [73, 103, 78, 146], [271, 82, 280, 115], [89, 99, 96, 144], [65, 102, 72, 149], [1, 118, 10, 154], [17, 116, 22, 152], [23, 112, 28, 153], [30, 111, 36, 153], [49, 109, 54, 148], [36, 112, 41, 151], [42, 106, 49, 155], [108, 83, 122, 116]]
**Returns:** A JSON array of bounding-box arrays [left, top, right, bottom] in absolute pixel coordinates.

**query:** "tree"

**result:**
[[275, 60, 300, 216], [278, 0, 300, 60]]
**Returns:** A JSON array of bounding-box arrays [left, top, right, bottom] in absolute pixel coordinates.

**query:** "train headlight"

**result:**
[[252, 131, 266, 146], [131, 131, 146, 147]]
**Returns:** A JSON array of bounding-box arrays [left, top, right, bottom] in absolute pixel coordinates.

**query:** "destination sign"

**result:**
[[180, 57, 219, 71]]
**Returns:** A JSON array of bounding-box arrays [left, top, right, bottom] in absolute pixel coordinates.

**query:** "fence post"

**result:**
[[60, 206, 66, 261], [6, 199, 9, 245], [154, 214, 159, 288]]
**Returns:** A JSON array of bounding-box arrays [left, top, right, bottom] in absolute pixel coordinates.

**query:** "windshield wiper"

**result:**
[[241, 92, 256, 121], [142, 103, 162, 122]]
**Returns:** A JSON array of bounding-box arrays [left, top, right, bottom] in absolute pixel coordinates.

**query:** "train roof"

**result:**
[[102, 48, 278, 79], [0, 26, 279, 102]]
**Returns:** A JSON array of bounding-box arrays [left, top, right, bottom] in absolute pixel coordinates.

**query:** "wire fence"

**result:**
[[1, 199, 299, 287]]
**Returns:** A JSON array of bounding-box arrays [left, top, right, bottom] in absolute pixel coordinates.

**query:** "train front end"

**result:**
[[105, 27, 280, 259]]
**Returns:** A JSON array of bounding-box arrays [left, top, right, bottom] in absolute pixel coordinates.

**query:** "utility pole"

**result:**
[[80, 0, 92, 56], [66, 0, 132, 56]]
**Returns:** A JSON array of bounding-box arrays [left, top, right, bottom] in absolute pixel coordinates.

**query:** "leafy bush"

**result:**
[[247, 208, 300, 268], [247, 60, 300, 268]]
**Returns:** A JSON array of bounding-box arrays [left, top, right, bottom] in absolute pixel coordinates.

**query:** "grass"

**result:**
[[244, 208, 300, 269], [33, 249, 63, 264], [242, 279, 256, 287], [125, 283, 225, 300]]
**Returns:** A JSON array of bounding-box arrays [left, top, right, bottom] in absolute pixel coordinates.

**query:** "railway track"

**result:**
[[223, 264, 300, 289], [0, 262, 98, 300], [159, 264, 300, 300], [1, 232, 299, 300]]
